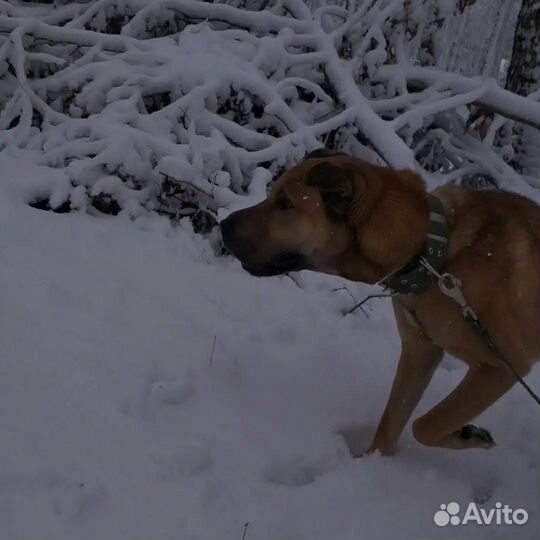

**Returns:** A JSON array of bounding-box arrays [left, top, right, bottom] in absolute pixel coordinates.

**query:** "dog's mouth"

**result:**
[[241, 252, 306, 277]]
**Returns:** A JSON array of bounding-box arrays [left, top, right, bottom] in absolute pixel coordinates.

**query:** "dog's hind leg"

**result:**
[[411, 364, 520, 449], [367, 298, 443, 456]]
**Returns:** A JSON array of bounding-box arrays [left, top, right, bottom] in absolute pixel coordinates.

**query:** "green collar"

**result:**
[[381, 194, 449, 295]]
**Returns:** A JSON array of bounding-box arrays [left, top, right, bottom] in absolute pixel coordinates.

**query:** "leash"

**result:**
[[419, 257, 540, 407]]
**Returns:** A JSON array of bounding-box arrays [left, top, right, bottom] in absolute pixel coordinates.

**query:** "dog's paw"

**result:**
[[459, 424, 495, 449], [336, 426, 394, 457]]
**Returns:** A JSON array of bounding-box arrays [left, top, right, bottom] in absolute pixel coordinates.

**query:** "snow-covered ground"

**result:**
[[1, 153, 539, 540], [1, 0, 539, 537]]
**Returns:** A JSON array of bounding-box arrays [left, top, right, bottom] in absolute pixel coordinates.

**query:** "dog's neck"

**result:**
[[337, 167, 431, 284]]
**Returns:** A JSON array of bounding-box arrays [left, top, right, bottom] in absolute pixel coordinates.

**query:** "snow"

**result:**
[[1, 154, 539, 540], [1, 1, 540, 538]]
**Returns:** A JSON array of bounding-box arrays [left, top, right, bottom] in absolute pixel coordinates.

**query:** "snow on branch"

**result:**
[[0, 0, 537, 229], [376, 65, 540, 130]]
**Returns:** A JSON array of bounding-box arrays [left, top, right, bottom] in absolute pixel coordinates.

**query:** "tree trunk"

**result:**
[[505, 0, 540, 179]]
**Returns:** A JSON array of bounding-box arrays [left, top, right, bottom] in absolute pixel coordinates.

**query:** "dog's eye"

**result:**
[[277, 193, 294, 210]]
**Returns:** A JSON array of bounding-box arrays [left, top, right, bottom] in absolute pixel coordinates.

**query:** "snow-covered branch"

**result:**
[[0, 0, 537, 227], [376, 65, 540, 130]]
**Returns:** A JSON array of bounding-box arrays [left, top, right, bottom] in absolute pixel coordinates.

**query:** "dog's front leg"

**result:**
[[367, 298, 443, 456], [411, 364, 520, 449]]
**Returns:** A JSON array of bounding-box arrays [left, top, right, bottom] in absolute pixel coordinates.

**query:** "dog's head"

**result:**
[[220, 149, 362, 277]]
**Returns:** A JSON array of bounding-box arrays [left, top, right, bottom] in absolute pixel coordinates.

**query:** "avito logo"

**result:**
[[434, 501, 528, 527]]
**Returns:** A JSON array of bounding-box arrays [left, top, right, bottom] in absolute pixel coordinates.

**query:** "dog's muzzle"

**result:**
[[240, 252, 306, 277], [220, 213, 306, 277]]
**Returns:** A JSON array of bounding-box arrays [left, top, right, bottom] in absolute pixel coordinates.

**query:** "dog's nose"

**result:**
[[220, 214, 238, 249], [220, 210, 260, 261]]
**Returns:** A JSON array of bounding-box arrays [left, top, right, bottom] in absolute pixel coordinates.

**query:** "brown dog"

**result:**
[[220, 149, 540, 454]]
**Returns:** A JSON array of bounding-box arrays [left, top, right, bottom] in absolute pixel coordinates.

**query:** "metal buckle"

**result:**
[[438, 273, 478, 320]]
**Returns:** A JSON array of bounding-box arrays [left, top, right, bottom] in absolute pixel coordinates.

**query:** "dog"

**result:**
[[220, 149, 540, 454]]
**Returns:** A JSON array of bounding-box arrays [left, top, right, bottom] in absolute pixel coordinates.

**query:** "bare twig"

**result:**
[[241, 522, 249, 540], [343, 293, 394, 316], [208, 335, 217, 367], [331, 285, 367, 314], [331, 285, 356, 303], [177, 105, 191, 129]]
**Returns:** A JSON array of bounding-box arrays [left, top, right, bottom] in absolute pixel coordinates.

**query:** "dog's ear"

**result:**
[[306, 162, 353, 220], [305, 148, 347, 160]]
